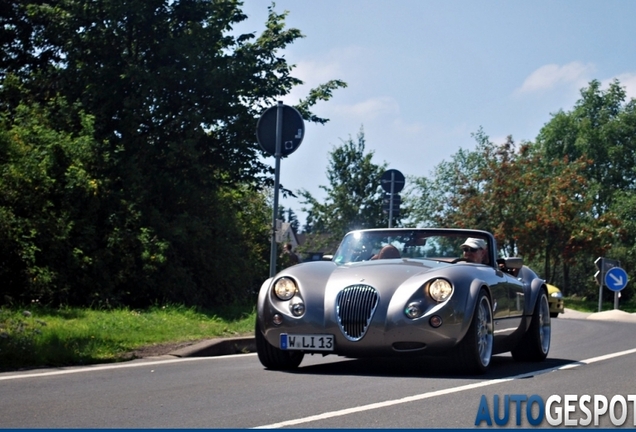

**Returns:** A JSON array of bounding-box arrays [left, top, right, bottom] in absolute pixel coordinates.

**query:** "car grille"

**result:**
[[336, 284, 379, 341]]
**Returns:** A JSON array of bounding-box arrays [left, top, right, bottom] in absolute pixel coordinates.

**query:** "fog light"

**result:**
[[405, 302, 423, 319], [290, 302, 305, 316], [272, 314, 283, 325], [429, 315, 443, 328]]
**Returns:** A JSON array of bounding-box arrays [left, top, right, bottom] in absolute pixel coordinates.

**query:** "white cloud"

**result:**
[[515, 62, 595, 95], [337, 96, 400, 120]]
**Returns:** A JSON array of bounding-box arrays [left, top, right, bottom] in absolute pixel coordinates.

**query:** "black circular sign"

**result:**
[[256, 104, 305, 156], [380, 169, 405, 193]]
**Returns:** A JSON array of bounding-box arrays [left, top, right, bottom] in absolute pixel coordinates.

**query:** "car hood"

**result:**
[[296, 258, 463, 300], [281, 258, 483, 301]]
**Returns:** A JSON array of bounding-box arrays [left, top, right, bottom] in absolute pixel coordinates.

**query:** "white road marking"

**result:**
[[253, 347, 636, 429], [0, 352, 257, 381], [494, 327, 517, 334]]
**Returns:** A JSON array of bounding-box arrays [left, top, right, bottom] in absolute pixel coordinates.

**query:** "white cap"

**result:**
[[461, 238, 487, 250]]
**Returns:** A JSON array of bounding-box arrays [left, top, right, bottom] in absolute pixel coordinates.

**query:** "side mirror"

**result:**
[[497, 257, 523, 277], [503, 257, 523, 269]]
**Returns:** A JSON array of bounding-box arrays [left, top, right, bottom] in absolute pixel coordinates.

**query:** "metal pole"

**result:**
[[388, 171, 395, 228], [598, 258, 604, 312], [269, 101, 283, 277]]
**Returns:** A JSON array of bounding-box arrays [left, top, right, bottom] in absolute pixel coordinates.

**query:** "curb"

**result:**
[[168, 336, 256, 358]]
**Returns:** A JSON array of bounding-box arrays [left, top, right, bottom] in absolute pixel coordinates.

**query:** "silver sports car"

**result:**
[[256, 228, 551, 374]]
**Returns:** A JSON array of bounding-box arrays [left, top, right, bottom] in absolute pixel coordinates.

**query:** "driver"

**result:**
[[461, 238, 488, 264]]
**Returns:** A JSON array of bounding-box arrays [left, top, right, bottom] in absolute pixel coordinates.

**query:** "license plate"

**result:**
[[280, 334, 334, 351]]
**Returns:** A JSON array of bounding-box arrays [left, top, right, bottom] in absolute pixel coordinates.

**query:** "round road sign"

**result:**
[[256, 104, 305, 156], [380, 169, 405, 193], [604, 267, 629, 291]]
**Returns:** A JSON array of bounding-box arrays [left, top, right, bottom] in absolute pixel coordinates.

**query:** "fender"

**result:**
[[454, 278, 492, 341]]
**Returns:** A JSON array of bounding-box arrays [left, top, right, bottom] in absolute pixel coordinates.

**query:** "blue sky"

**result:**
[[239, 0, 636, 225]]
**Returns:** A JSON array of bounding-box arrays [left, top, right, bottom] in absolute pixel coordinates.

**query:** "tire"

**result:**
[[512, 290, 551, 362], [255, 320, 304, 370], [550, 312, 559, 319], [453, 289, 493, 374]]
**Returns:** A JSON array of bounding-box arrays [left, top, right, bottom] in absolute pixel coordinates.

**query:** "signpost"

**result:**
[[256, 102, 305, 277], [594, 257, 628, 311], [380, 169, 405, 228]]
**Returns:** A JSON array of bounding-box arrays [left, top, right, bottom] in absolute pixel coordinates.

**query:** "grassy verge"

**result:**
[[0, 304, 255, 371], [564, 295, 635, 313]]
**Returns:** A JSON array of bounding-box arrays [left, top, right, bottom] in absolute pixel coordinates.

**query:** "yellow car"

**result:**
[[546, 284, 564, 318]]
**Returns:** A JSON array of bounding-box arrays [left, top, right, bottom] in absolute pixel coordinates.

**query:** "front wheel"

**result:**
[[255, 320, 304, 370], [512, 290, 551, 362], [453, 289, 493, 374]]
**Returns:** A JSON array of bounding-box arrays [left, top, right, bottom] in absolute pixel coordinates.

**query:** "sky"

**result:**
[[237, 0, 636, 226]]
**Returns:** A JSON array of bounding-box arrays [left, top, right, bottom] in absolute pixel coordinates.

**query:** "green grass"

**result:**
[[0, 304, 255, 371], [564, 295, 636, 313]]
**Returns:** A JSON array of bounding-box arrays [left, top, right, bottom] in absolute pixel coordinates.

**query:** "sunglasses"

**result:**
[[461, 247, 481, 253]]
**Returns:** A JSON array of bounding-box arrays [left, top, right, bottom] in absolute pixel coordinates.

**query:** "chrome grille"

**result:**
[[336, 284, 379, 341]]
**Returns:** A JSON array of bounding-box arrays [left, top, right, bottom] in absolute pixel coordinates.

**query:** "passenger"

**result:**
[[371, 245, 401, 260]]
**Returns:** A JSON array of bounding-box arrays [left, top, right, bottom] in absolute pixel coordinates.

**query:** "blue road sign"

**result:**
[[604, 267, 628, 291]]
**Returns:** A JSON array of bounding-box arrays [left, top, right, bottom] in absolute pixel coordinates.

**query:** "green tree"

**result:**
[[535, 79, 635, 297], [277, 206, 300, 233], [536, 79, 636, 215], [299, 128, 390, 250], [0, 98, 102, 304], [0, 1, 345, 307], [406, 129, 616, 293]]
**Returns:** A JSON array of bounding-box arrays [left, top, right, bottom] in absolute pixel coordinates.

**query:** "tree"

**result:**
[[536, 79, 636, 215], [0, 1, 346, 307], [406, 129, 616, 293], [276, 206, 300, 233], [299, 128, 389, 250], [534, 79, 636, 298]]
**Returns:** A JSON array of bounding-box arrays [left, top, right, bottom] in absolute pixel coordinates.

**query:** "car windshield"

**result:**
[[332, 229, 490, 265]]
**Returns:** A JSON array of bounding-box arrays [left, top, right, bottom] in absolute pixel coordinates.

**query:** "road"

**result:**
[[1, 312, 636, 428]]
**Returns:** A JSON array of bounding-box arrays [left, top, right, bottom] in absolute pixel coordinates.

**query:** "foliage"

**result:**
[[0, 98, 103, 304], [536, 79, 636, 215], [298, 128, 390, 250], [278, 206, 300, 233], [0, 1, 345, 308], [249, 76, 636, 304], [535, 79, 636, 297], [406, 127, 618, 294]]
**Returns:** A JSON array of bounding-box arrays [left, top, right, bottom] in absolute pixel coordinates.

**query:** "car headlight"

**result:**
[[427, 278, 453, 302], [550, 291, 563, 299], [273, 277, 298, 300]]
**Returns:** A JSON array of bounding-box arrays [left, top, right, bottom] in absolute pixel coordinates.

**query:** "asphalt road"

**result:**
[[1, 310, 636, 429]]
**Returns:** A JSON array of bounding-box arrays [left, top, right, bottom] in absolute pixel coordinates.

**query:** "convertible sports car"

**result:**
[[256, 228, 551, 374]]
